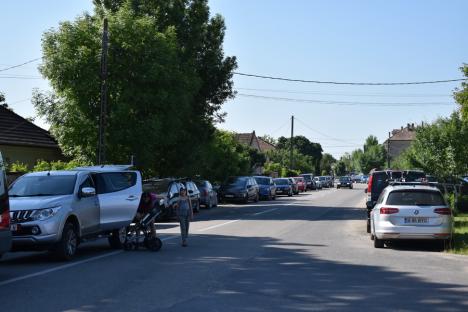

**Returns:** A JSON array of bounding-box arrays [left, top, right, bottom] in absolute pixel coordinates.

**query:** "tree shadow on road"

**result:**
[[2, 232, 466, 312]]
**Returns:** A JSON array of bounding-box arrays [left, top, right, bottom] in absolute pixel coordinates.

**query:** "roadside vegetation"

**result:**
[[452, 213, 468, 255]]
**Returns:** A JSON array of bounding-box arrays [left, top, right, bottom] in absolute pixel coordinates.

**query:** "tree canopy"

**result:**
[[34, 0, 237, 177]]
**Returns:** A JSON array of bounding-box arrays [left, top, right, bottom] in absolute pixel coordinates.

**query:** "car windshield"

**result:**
[[274, 179, 289, 185], [301, 175, 311, 181], [9, 175, 77, 197], [143, 179, 171, 194], [319, 177, 326, 181], [390, 172, 402, 179], [386, 190, 445, 206], [340, 177, 351, 182], [255, 177, 270, 185], [195, 181, 206, 188], [226, 177, 247, 186]]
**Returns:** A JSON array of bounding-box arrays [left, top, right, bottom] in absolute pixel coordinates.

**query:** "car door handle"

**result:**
[[126, 195, 139, 201]]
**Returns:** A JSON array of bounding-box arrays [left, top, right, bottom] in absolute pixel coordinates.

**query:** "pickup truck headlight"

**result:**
[[31, 206, 61, 221]]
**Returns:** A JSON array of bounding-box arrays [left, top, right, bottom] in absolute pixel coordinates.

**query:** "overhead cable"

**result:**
[[234, 72, 467, 86], [0, 58, 41, 73]]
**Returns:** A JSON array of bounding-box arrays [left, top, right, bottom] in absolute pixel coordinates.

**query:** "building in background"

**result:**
[[235, 131, 276, 153], [0, 104, 63, 169], [384, 123, 417, 161]]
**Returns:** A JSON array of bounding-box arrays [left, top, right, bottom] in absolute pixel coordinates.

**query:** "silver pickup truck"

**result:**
[[8, 165, 142, 260]]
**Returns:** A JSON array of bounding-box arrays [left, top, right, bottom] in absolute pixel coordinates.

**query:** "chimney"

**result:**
[[411, 123, 414, 129]]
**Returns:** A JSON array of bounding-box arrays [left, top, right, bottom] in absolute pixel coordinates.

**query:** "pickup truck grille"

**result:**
[[10, 210, 34, 223]]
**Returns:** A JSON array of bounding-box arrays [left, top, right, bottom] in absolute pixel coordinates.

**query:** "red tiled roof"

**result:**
[[388, 127, 416, 141], [0, 105, 60, 148], [257, 137, 276, 152]]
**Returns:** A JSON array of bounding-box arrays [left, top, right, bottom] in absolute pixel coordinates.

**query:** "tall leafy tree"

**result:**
[[277, 135, 322, 173], [320, 153, 336, 175], [34, 0, 237, 176], [454, 64, 468, 120]]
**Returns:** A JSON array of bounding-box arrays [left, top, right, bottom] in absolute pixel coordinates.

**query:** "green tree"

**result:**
[[34, 0, 236, 176], [454, 64, 468, 120], [277, 135, 322, 173], [402, 112, 468, 179], [320, 153, 336, 175], [334, 160, 346, 176]]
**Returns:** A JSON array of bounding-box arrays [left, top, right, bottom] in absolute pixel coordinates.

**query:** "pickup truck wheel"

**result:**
[[109, 227, 127, 249], [53, 223, 78, 260]]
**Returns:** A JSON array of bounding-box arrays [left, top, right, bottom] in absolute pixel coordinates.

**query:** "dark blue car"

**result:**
[[254, 176, 276, 200], [274, 178, 293, 197]]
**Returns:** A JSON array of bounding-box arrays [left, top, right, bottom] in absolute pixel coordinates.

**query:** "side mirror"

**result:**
[[81, 187, 96, 198], [188, 190, 194, 194], [364, 189, 368, 193]]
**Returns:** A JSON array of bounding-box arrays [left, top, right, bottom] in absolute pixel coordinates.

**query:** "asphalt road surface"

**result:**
[[1, 184, 467, 311]]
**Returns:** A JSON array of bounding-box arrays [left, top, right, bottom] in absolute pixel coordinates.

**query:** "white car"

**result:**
[[370, 184, 452, 249]]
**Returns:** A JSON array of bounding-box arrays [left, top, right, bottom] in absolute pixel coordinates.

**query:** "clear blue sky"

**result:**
[[1, 0, 467, 158]]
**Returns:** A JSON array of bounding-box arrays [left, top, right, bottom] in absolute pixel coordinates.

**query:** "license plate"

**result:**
[[225, 195, 234, 198], [404, 217, 429, 224], [10, 224, 18, 231]]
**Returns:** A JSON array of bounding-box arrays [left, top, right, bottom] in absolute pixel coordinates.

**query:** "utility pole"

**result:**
[[290, 115, 294, 170], [387, 131, 391, 169], [98, 18, 109, 165]]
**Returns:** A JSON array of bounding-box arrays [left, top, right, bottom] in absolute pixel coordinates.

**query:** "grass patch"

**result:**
[[450, 213, 468, 255]]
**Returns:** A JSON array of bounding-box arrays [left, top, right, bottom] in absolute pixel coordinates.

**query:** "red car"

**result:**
[[294, 177, 306, 192]]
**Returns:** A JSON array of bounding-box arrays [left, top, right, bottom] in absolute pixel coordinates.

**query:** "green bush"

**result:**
[[9, 161, 28, 172]]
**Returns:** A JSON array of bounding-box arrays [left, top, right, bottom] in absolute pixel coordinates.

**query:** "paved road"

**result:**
[[1, 184, 467, 311]]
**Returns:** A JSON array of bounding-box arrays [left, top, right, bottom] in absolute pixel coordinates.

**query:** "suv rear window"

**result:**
[[255, 177, 271, 185], [371, 172, 388, 192], [96, 172, 137, 194], [386, 190, 445, 206]]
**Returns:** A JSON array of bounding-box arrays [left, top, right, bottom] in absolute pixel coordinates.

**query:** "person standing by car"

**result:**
[[175, 187, 193, 247]]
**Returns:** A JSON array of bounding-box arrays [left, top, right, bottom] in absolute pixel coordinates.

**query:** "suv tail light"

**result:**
[[434, 207, 451, 215], [367, 175, 373, 193], [0, 198, 10, 229], [380, 207, 399, 214]]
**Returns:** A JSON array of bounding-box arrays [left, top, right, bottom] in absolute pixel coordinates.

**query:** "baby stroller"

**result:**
[[123, 194, 163, 251]]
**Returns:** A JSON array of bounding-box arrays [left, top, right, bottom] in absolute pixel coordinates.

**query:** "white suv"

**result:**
[[370, 184, 452, 249]]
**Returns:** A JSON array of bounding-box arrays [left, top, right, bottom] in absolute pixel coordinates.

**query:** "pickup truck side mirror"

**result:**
[[81, 187, 96, 198]]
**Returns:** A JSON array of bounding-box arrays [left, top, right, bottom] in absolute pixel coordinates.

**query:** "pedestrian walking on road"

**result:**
[[175, 187, 193, 247]]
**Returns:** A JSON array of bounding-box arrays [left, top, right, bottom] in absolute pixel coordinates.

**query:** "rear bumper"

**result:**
[[0, 230, 12, 254], [375, 225, 452, 240]]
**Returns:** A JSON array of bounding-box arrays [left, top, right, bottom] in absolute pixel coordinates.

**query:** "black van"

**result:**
[[0, 152, 12, 258], [365, 170, 389, 233]]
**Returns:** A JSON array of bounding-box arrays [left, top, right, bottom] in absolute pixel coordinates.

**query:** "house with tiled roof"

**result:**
[[0, 104, 63, 168], [235, 131, 276, 153], [384, 123, 417, 160]]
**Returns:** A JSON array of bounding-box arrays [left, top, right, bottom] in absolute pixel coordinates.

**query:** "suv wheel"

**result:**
[[109, 227, 127, 249], [53, 223, 78, 260], [374, 237, 384, 248]]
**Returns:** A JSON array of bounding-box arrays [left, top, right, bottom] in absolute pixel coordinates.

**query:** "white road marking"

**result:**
[[0, 250, 123, 287], [0, 235, 180, 287], [197, 219, 240, 232], [0, 203, 286, 286], [252, 208, 279, 216]]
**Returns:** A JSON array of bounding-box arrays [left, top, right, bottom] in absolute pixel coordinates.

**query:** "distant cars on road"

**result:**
[[370, 184, 452, 249], [337, 176, 353, 189], [288, 178, 300, 195], [219, 176, 259, 203], [274, 178, 293, 197], [294, 177, 306, 192], [195, 180, 218, 209], [254, 176, 276, 200], [300, 173, 317, 190]]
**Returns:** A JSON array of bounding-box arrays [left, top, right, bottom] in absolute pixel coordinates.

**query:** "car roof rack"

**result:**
[[389, 181, 438, 187], [74, 164, 134, 172]]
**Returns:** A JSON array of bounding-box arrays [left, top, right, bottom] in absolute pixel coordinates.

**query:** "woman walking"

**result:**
[[176, 187, 193, 247]]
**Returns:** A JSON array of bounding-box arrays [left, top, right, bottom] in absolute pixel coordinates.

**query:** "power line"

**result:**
[[0, 58, 41, 73], [234, 72, 467, 86], [294, 117, 361, 145], [237, 93, 455, 107], [0, 76, 42, 80], [235, 87, 451, 98]]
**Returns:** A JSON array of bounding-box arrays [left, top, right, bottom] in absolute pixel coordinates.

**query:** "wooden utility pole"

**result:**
[[290, 115, 294, 169], [98, 18, 109, 165]]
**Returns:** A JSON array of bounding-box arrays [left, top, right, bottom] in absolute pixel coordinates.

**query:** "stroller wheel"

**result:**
[[145, 237, 162, 251]]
